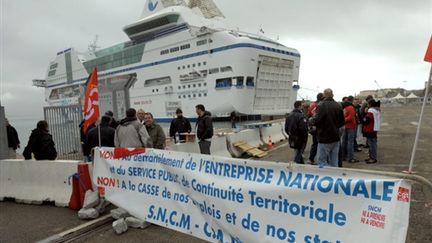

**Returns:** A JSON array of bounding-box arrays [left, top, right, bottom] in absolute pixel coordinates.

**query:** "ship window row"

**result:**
[[178, 93, 207, 99], [160, 43, 191, 55], [178, 82, 207, 90], [215, 76, 255, 89], [48, 84, 80, 100], [196, 39, 213, 46], [49, 63, 58, 70], [177, 61, 207, 70], [82, 43, 145, 73], [144, 76, 171, 87], [196, 39, 207, 46], [48, 69, 57, 77], [209, 66, 233, 75]]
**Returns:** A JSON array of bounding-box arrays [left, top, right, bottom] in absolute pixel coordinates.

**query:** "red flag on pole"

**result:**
[[82, 68, 100, 134], [424, 36, 432, 63]]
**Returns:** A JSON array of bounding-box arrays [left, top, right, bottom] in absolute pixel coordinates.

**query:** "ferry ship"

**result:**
[[33, 0, 301, 122]]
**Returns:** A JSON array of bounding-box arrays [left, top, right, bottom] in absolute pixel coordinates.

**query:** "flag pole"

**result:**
[[408, 65, 431, 173]]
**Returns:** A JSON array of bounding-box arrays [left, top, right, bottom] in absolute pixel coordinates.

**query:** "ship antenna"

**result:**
[[88, 35, 100, 53]]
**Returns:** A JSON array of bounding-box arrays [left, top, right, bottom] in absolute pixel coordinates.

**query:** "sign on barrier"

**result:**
[[93, 148, 411, 243]]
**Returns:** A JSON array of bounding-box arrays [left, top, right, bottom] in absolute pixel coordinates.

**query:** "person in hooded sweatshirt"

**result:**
[[23, 120, 57, 160], [195, 104, 213, 155], [362, 100, 381, 164], [114, 108, 152, 148]]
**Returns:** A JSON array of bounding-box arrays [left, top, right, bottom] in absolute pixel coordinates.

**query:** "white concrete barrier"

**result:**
[[227, 129, 263, 158], [0, 159, 82, 207], [210, 135, 232, 158], [169, 135, 232, 158], [260, 122, 287, 144]]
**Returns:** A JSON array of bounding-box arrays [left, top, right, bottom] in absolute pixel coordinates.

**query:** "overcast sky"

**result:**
[[0, 0, 431, 120]]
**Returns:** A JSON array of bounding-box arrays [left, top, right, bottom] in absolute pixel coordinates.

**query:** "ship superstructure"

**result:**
[[34, 0, 301, 121]]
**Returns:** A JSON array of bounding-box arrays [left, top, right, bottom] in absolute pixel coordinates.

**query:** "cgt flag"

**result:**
[[425, 35, 432, 63], [82, 68, 100, 134]]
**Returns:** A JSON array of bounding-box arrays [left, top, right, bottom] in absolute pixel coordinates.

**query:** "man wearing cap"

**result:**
[[169, 108, 192, 143]]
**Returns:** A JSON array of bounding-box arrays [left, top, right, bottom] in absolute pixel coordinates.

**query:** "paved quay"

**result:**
[[0, 105, 431, 243]]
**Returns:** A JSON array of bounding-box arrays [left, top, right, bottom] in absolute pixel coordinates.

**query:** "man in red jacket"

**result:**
[[342, 96, 359, 163]]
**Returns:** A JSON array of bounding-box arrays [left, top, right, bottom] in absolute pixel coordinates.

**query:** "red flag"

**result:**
[[425, 36, 432, 63], [113, 147, 146, 159], [82, 68, 100, 134]]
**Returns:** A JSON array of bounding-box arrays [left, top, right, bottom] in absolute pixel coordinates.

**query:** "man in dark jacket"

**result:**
[[79, 119, 95, 162], [105, 111, 119, 129], [285, 101, 308, 164], [195, 104, 213, 155], [86, 116, 115, 159], [169, 108, 191, 143], [23, 120, 57, 160], [306, 93, 324, 164], [145, 113, 166, 149], [311, 88, 345, 167], [5, 118, 20, 159]]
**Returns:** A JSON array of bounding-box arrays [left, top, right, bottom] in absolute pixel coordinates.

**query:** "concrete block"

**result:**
[[95, 198, 110, 214], [110, 207, 130, 219], [112, 218, 128, 235], [78, 208, 99, 219], [125, 217, 150, 229], [82, 190, 99, 209]]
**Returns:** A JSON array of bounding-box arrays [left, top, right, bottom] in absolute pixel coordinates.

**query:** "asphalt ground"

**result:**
[[0, 104, 431, 243]]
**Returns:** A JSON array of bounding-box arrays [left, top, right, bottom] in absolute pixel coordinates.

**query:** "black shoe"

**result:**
[[349, 159, 360, 163], [365, 159, 377, 164]]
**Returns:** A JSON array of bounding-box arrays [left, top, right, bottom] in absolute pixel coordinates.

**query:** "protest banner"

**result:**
[[93, 147, 411, 243]]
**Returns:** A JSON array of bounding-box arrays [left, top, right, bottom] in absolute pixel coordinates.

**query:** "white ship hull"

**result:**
[[36, 2, 301, 122]]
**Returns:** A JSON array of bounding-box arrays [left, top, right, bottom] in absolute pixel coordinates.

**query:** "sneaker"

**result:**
[[354, 148, 362, 152], [365, 159, 377, 164], [348, 159, 360, 163]]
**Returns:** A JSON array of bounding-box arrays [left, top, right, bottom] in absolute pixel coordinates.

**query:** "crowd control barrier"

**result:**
[[0, 159, 84, 207]]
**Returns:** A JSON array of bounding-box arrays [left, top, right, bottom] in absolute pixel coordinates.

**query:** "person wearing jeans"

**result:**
[[318, 142, 340, 167], [362, 100, 381, 164], [286, 101, 309, 164], [310, 89, 345, 167]]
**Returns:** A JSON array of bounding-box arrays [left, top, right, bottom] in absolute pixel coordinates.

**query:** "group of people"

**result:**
[[5, 119, 58, 161], [80, 104, 214, 161], [285, 88, 381, 167]]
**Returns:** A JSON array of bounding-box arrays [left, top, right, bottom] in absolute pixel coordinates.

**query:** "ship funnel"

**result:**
[[141, 0, 187, 18]]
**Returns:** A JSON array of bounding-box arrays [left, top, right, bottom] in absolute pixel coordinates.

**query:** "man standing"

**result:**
[[169, 108, 191, 143], [115, 108, 152, 148], [87, 115, 116, 152], [285, 101, 309, 164], [342, 96, 359, 163], [311, 88, 345, 167], [137, 109, 146, 125], [306, 93, 324, 164], [23, 120, 57, 160], [104, 111, 119, 129], [362, 100, 381, 164], [144, 113, 166, 149], [195, 104, 213, 155], [5, 118, 20, 159]]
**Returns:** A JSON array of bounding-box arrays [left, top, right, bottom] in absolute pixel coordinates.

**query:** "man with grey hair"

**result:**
[[311, 88, 345, 167]]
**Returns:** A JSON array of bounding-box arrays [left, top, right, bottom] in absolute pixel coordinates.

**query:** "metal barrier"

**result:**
[[44, 105, 83, 160]]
